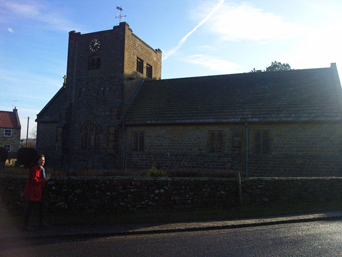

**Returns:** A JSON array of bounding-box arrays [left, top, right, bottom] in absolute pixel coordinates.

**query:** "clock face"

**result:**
[[89, 39, 101, 52]]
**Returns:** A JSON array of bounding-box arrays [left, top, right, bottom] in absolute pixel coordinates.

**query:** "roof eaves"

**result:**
[[330, 63, 342, 117], [120, 80, 145, 126], [37, 85, 66, 117], [14, 109, 21, 129], [35, 117, 61, 123], [123, 117, 342, 126]]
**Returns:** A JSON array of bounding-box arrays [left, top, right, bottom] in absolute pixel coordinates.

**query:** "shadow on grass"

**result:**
[[2, 201, 342, 227], [40, 201, 342, 226]]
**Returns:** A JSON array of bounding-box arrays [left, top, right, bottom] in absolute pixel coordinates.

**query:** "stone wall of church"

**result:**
[[124, 122, 342, 177], [248, 122, 342, 177], [37, 123, 57, 150], [124, 124, 242, 173], [36, 123, 64, 167]]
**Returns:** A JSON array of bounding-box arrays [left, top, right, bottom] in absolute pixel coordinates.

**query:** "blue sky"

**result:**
[[1, 0, 342, 139]]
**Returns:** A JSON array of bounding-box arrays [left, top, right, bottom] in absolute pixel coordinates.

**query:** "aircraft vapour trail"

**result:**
[[163, 0, 225, 60]]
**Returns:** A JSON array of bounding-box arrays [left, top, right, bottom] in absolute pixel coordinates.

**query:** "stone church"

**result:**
[[36, 22, 342, 177]]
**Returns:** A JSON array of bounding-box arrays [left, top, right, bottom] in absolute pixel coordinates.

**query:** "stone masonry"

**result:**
[[2, 175, 342, 214], [0, 128, 20, 153], [36, 22, 162, 169], [124, 122, 342, 177]]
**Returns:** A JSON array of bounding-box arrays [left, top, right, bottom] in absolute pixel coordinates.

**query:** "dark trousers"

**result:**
[[23, 200, 45, 226]]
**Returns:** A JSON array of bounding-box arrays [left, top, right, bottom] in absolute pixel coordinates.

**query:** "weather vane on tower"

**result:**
[[116, 6, 126, 23]]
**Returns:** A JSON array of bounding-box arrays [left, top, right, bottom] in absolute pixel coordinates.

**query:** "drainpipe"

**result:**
[[72, 41, 78, 104], [120, 80, 145, 171], [245, 122, 249, 178], [123, 125, 127, 171]]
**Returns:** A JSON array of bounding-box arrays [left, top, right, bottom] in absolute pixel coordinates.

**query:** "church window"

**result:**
[[137, 57, 144, 74], [108, 127, 116, 149], [146, 64, 152, 78], [255, 130, 270, 153], [81, 122, 100, 149], [132, 131, 144, 151], [208, 130, 224, 152], [88, 55, 101, 69]]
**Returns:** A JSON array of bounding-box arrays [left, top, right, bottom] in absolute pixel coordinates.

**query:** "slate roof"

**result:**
[[36, 86, 68, 123], [122, 64, 342, 125], [0, 109, 21, 129]]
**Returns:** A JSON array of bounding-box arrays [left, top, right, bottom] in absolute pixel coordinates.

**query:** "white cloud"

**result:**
[[0, 0, 80, 32], [196, 45, 218, 54], [290, 25, 342, 70], [3, 1, 40, 16], [192, 1, 306, 42], [0, 67, 62, 96], [182, 54, 239, 73], [8, 28, 14, 33], [304, 0, 342, 20]]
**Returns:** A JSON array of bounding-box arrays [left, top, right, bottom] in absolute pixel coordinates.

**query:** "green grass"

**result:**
[[47, 201, 342, 226], [3, 201, 342, 227]]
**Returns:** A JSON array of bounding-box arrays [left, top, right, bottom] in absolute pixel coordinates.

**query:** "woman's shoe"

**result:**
[[38, 222, 51, 230], [22, 226, 34, 232]]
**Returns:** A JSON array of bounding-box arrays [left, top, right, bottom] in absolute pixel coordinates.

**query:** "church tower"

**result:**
[[36, 22, 162, 169]]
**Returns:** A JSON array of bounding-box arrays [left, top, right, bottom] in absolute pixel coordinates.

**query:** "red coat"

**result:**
[[24, 165, 45, 202]]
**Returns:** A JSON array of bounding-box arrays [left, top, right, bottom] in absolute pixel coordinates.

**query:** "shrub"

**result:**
[[145, 164, 169, 177], [167, 169, 199, 178], [0, 147, 8, 162], [64, 169, 142, 177], [167, 169, 237, 178], [17, 148, 38, 167]]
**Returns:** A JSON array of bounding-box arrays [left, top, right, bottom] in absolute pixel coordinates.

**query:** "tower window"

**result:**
[[146, 64, 152, 78], [89, 55, 101, 69], [111, 108, 120, 120], [79, 88, 85, 101], [137, 57, 144, 74]]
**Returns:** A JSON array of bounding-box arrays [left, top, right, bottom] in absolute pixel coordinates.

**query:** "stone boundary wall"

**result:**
[[1, 175, 342, 214]]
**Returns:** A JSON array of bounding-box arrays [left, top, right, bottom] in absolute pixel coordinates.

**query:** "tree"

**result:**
[[265, 61, 291, 72], [250, 68, 262, 73], [0, 147, 8, 163], [250, 61, 292, 73]]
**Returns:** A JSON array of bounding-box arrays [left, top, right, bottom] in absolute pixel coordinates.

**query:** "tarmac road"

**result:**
[[2, 219, 342, 257]]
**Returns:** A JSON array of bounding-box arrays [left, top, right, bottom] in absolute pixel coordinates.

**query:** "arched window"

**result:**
[[81, 122, 100, 149], [88, 55, 101, 70]]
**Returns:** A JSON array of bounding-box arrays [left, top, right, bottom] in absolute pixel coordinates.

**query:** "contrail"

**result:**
[[163, 0, 225, 60]]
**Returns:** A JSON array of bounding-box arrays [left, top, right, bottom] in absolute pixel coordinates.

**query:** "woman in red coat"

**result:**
[[22, 154, 51, 231]]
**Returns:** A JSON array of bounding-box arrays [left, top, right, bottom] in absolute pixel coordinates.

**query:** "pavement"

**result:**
[[1, 211, 342, 242]]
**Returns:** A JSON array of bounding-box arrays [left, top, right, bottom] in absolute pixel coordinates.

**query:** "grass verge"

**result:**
[[2, 201, 342, 227]]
